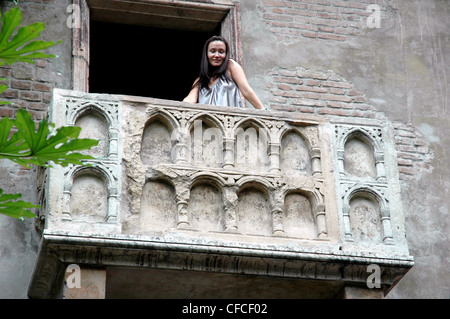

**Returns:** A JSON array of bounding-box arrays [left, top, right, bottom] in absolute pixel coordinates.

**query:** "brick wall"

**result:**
[[392, 121, 434, 182], [266, 66, 380, 118], [257, 0, 391, 43], [0, 0, 63, 123], [265, 66, 434, 182], [0, 61, 55, 122]]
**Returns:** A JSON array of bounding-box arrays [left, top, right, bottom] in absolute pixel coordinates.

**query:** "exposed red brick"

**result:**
[[33, 82, 53, 92], [0, 107, 14, 118], [277, 83, 294, 90], [296, 85, 327, 93], [259, 0, 372, 42], [301, 30, 317, 38], [20, 91, 41, 102]]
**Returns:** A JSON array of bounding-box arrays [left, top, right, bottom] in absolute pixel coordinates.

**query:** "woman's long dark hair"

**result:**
[[195, 35, 232, 91]]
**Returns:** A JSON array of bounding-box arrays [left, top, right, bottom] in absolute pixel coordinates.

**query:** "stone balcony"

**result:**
[[28, 89, 413, 298]]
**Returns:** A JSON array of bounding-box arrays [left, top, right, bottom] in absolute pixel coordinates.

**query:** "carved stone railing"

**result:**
[[28, 89, 413, 298]]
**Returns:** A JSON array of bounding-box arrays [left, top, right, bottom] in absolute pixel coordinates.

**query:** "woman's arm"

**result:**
[[228, 59, 266, 110], [183, 78, 200, 103]]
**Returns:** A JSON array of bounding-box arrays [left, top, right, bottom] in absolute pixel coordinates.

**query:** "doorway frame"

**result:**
[[72, 0, 242, 93]]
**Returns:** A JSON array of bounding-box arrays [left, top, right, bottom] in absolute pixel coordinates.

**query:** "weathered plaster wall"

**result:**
[[0, 0, 71, 298], [240, 0, 448, 298], [0, 161, 39, 298]]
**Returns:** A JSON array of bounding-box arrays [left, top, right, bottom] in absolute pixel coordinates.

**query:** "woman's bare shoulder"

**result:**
[[228, 59, 243, 73]]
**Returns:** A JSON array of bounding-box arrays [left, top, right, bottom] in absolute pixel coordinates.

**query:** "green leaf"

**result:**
[[0, 188, 38, 220], [0, 7, 60, 66], [0, 77, 11, 104], [0, 83, 10, 102], [0, 6, 22, 50], [12, 108, 99, 168], [0, 115, 28, 159], [0, 109, 99, 168]]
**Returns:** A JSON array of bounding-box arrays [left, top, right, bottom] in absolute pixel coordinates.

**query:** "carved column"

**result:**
[[337, 148, 345, 176], [172, 131, 189, 164], [217, 114, 238, 169], [381, 208, 394, 244], [269, 142, 281, 174], [342, 203, 354, 242], [271, 207, 285, 236], [170, 110, 197, 164], [315, 203, 328, 238], [191, 119, 203, 165], [375, 152, 387, 182], [108, 128, 119, 158], [271, 189, 285, 236], [265, 120, 284, 174], [310, 147, 322, 177], [222, 137, 235, 169], [106, 187, 118, 222], [62, 183, 72, 221], [174, 179, 190, 228], [223, 185, 238, 231]]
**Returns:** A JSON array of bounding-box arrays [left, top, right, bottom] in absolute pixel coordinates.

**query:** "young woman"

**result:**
[[183, 36, 266, 110]]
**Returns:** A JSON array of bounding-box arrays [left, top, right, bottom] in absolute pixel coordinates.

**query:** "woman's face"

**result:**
[[207, 40, 227, 67]]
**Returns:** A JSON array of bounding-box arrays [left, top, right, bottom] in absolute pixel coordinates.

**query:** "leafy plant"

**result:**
[[0, 189, 39, 219], [0, 77, 9, 104], [0, 110, 99, 220], [0, 5, 60, 67], [0, 5, 98, 220], [0, 109, 98, 168]]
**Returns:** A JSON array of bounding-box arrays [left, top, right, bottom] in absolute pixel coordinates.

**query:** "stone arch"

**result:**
[[279, 126, 315, 150], [65, 166, 108, 222], [343, 186, 393, 244], [139, 178, 177, 232], [340, 128, 383, 153], [343, 132, 377, 179], [73, 106, 110, 158], [279, 129, 312, 176], [188, 114, 225, 167], [188, 175, 225, 232], [67, 102, 116, 126], [236, 180, 271, 236], [145, 109, 180, 132], [234, 118, 270, 171], [188, 112, 226, 134], [282, 190, 316, 239], [63, 163, 118, 222], [235, 176, 272, 194], [336, 126, 386, 180], [141, 113, 177, 166]]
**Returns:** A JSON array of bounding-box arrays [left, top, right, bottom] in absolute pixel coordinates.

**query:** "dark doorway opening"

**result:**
[[89, 21, 218, 101]]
